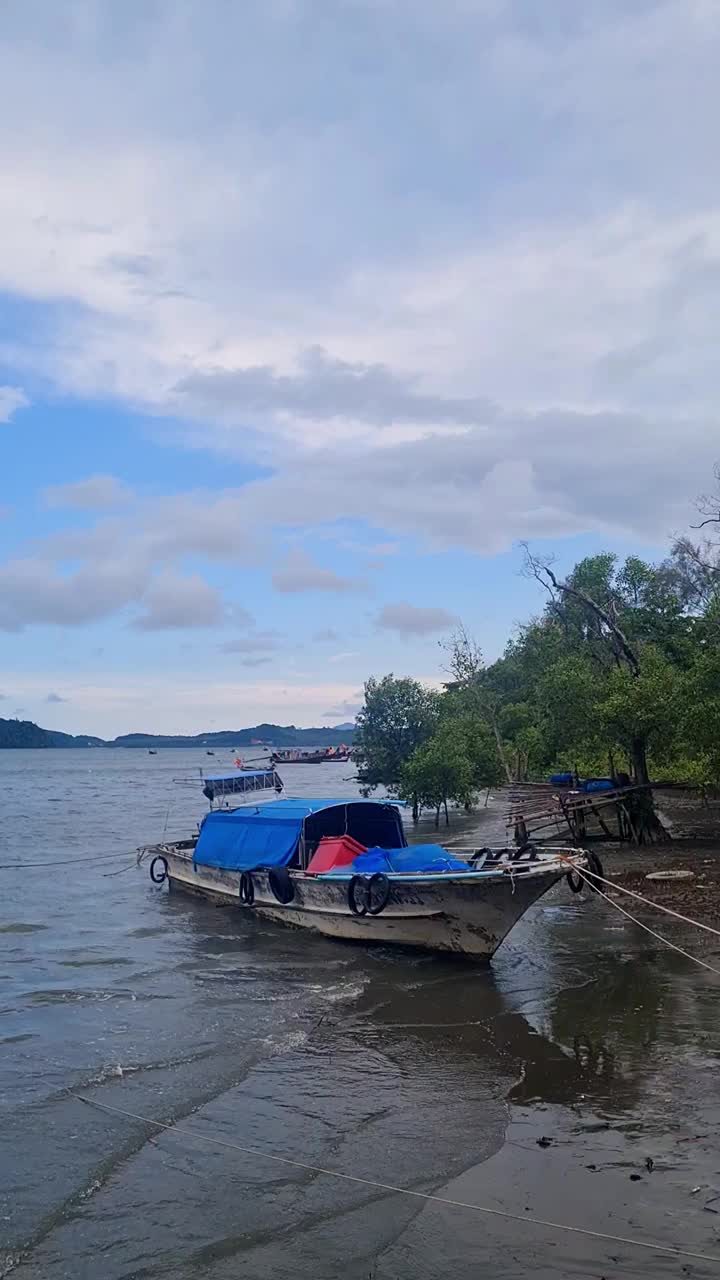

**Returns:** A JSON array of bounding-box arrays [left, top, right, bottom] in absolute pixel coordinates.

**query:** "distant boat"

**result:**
[[271, 746, 351, 765], [148, 749, 158, 755], [206, 750, 215, 756]]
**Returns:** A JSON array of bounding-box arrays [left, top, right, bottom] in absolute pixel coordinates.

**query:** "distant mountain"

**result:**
[[0, 717, 355, 749], [0, 717, 105, 749], [112, 723, 355, 749]]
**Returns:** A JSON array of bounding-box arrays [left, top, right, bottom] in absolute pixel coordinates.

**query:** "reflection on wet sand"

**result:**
[[346, 960, 642, 1110]]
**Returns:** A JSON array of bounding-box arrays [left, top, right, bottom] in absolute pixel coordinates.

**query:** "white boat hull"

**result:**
[[154, 847, 581, 957]]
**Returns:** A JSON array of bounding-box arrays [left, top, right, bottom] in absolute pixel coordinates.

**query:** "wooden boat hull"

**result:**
[[156, 848, 573, 957]]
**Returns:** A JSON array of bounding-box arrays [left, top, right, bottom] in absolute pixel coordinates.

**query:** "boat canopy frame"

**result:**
[[202, 770, 284, 804]]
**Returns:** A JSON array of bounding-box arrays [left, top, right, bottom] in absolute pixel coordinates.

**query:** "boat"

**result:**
[[148, 749, 158, 755], [140, 772, 592, 958], [271, 746, 351, 765]]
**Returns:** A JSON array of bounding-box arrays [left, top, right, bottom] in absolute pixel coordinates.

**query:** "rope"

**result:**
[[0, 849, 139, 870], [570, 867, 720, 978], [580, 864, 720, 940], [70, 1094, 720, 1265]]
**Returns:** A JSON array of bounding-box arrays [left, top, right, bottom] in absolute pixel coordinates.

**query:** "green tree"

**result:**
[[676, 639, 720, 784], [400, 730, 475, 827], [354, 675, 439, 818], [522, 548, 680, 797], [440, 627, 514, 782]]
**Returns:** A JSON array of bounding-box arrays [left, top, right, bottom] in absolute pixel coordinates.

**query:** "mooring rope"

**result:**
[[569, 865, 720, 978], [578, 863, 720, 940], [0, 849, 141, 870], [69, 1094, 720, 1265]]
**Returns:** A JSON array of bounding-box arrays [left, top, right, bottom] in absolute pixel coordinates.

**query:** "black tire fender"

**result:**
[[367, 872, 391, 916], [585, 851, 604, 892], [512, 842, 539, 862], [150, 855, 168, 885], [566, 869, 584, 894], [239, 871, 255, 906], [348, 875, 369, 917], [268, 866, 295, 904]]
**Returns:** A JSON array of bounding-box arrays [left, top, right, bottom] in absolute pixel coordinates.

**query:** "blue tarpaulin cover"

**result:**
[[193, 798, 367, 871], [194, 809, 301, 870], [349, 845, 470, 875]]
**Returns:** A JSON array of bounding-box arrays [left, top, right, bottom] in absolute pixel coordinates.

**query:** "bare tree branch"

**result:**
[[522, 545, 641, 677], [691, 462, 720, 529]]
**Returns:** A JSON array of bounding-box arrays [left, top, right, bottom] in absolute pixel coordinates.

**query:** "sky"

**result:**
[[1, 0, 719, 736]]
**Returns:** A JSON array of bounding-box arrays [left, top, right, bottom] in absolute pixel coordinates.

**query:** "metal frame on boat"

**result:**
[[141, 773, 591, 958]]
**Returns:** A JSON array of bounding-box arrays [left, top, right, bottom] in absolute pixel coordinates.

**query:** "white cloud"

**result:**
[[174, 346, 493, 441], [272, 549, 367, 594], [0, 557, 149, 631], [0, 1, 717, 451], [376, 602, 458, 636], [132, 572, 225, 630], [0, 386, 28, 423], [45, 691, 66, 703], [43, 474, 132, 510], [0, 556, 239, 633], [0, 0, 719, 655], [221, 630, 283, 654], [321, 696, 363, 721]]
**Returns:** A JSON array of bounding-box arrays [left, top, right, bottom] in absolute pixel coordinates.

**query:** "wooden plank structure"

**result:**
[[505, 780, 669, 846]]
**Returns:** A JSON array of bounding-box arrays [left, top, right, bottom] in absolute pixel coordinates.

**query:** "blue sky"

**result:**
[[1, 0, 718, 735]]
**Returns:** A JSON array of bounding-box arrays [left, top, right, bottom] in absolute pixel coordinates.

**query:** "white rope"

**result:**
[[580, 864, 720, 940], [572, 867, 720, 978], [71, 1094, 720, 1265], [0, 849, 138, 870]]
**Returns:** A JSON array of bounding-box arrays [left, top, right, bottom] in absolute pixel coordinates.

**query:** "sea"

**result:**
[[2, 748, 720, 1278]]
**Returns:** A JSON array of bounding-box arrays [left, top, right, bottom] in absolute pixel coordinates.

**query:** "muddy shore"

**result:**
[[579, 789, 720, 931]]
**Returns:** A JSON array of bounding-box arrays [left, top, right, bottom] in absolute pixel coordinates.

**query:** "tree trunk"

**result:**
[[628, 735, 666, 843], [488, 709, 513, 784], [631, 735, 650, 786], [443, 797, 449, 825], [412, 792, 419, 823], [434, 806, 440, 828]]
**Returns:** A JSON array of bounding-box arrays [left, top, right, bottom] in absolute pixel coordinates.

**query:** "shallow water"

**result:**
[[2, 749, 720, 1278]]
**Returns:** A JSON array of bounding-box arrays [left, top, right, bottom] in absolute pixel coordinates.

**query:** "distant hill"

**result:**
[[0, 717, 355, 749], [0, 717, 105, 749], [112, 723, 355, 748]]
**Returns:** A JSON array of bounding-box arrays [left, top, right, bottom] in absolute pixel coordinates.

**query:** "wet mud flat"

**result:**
[[5, 889, 720, 1280], [597, 841, 720, 931]]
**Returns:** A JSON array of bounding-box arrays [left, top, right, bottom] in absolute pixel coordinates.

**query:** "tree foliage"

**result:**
[[353, 674, 439, 793], [355, 470, 720, 822], [399, 727, 475, 827]]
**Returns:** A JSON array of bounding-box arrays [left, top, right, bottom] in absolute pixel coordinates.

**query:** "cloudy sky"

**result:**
[[1, 0, 718, 736]]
